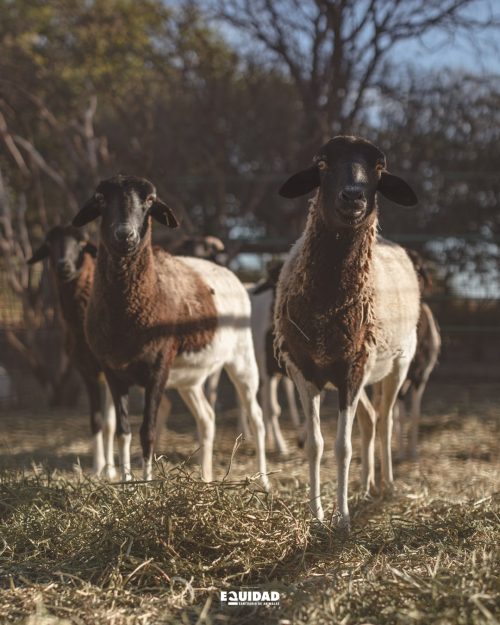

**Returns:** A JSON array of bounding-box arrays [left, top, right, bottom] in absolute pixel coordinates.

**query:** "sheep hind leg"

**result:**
[[266, 375, 289, 456], [378, 361, 411, 494], [178, 386, 215, 482], [408, 385, 425, 460], [356, 389, 377, 497], [224, 358, 269, 491]]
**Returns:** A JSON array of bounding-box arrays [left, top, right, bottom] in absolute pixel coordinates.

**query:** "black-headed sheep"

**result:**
[[72, 175, 268, 486], [275, 135, 420, 528]]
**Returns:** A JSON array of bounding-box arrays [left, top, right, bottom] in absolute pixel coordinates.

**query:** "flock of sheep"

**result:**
[[27, 135, 440, 531]]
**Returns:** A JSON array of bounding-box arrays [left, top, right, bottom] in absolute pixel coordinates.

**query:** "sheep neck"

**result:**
[[295, 200, 377, 314], [97, 229, 157, 315]]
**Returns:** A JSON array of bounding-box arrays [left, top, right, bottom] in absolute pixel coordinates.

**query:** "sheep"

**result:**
[[27, 225, 117, 478], [173, 235, 226, 264], [72, 175, 268, 486], [249, 263, 302, 454], [394, 251, 441, 459], [274, 135, 420, 528]]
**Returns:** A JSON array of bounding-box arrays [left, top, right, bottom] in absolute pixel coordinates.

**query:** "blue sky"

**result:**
[[393, 0, 500, 75]]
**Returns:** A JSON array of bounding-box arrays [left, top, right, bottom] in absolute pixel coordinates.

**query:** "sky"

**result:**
[[392, 1, 500, 75]]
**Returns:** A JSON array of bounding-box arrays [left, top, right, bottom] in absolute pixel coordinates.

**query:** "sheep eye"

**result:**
[[145, 194, 156, 208], [375, 162, 385, 172], [317, 159, 328, 171], [95, 192, 105, 204]]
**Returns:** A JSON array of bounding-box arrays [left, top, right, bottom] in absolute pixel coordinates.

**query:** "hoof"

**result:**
[[310, 502, 324, 522], [261, 476, 271, 492], [104, 465, 117, 480], [91, 463, 106, 477], [382, 480, 396, 497], [336, 514, 351, 533], [120, 470, 133, 482]]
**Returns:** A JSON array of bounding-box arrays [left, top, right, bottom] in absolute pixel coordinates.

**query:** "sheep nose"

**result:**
[[340, 187, 364, 203], [114, 225, 136, 243], [57, 259, 71, 271]]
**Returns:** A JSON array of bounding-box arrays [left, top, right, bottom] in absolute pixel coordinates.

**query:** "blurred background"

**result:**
[[0, 0, 499, 409]]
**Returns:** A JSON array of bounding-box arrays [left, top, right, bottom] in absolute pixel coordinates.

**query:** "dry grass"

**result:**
[[0, 382, 499, 625]]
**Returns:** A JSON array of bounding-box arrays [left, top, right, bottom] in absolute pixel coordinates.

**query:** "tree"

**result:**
[[209, 0, 500, 162]]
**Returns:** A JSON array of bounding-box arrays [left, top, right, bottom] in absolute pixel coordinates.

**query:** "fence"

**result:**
[[1, 237, 499, 409]]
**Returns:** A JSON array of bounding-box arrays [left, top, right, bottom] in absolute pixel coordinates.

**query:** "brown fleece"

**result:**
[[86, 224, 217, 381], [275, 195, 377, 408], [55, 251, 101, 379]]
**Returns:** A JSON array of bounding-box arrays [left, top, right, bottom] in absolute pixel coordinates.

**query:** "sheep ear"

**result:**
[[150, 198, 179, 228], [279, 166, 320, 198], [73, 196, 101, 227], [378, 171, 418, 207], [83, 242, 98, 258], [27, 242, 50, 264]]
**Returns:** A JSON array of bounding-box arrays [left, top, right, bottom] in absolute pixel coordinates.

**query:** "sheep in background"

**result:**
[[173, 235, 226, 265], [28, 226, 116, 477], [249, 262, 301, 454], [275, 135, 420, 528], [72, 175, 268, 487], [395, 250, 441, 459]]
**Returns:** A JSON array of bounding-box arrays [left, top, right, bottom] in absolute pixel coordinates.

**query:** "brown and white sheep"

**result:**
[[72, 175, 268, 486], [274, 135, 420, 528], [28, 225, 116, 477]]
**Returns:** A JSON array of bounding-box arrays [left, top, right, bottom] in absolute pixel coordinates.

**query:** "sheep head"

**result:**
[[28, 225, 96, 281], [279, 135, 417, 230], [73, 175, 179, 256]]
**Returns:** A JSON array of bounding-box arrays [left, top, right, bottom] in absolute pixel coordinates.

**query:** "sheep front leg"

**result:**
[[102, 382, 116, 479], [336, 392, 359, 531], [105, 370, 132, 482], [141, 364, 170, 481], [82, 374, 105, 476], [290, 369, 323, 520]]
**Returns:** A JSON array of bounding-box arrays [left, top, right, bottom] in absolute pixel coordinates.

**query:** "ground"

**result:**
[[0, 382, 499, 625]]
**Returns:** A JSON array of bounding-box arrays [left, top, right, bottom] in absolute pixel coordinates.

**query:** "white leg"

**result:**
[[237, 394, 252, 438], [408, 385, 424, 459], [267, 375, 288, 455], [283, 376, 301, 428], [289, 368, 323, 520], [356, 389, 376, 496], [142, 456, 153, 481], [206, 368, 222, 410], [102, 384, 117, 479], [155, 392, 172, 447], [378, 362, 410, 490], [178, 386, 215, 482], [92, 431, 106, 475], [118, 433, 132, 481], [336, 398, 359, 529], [394, 398, 406, 461], [225, 359, 269, 491]]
